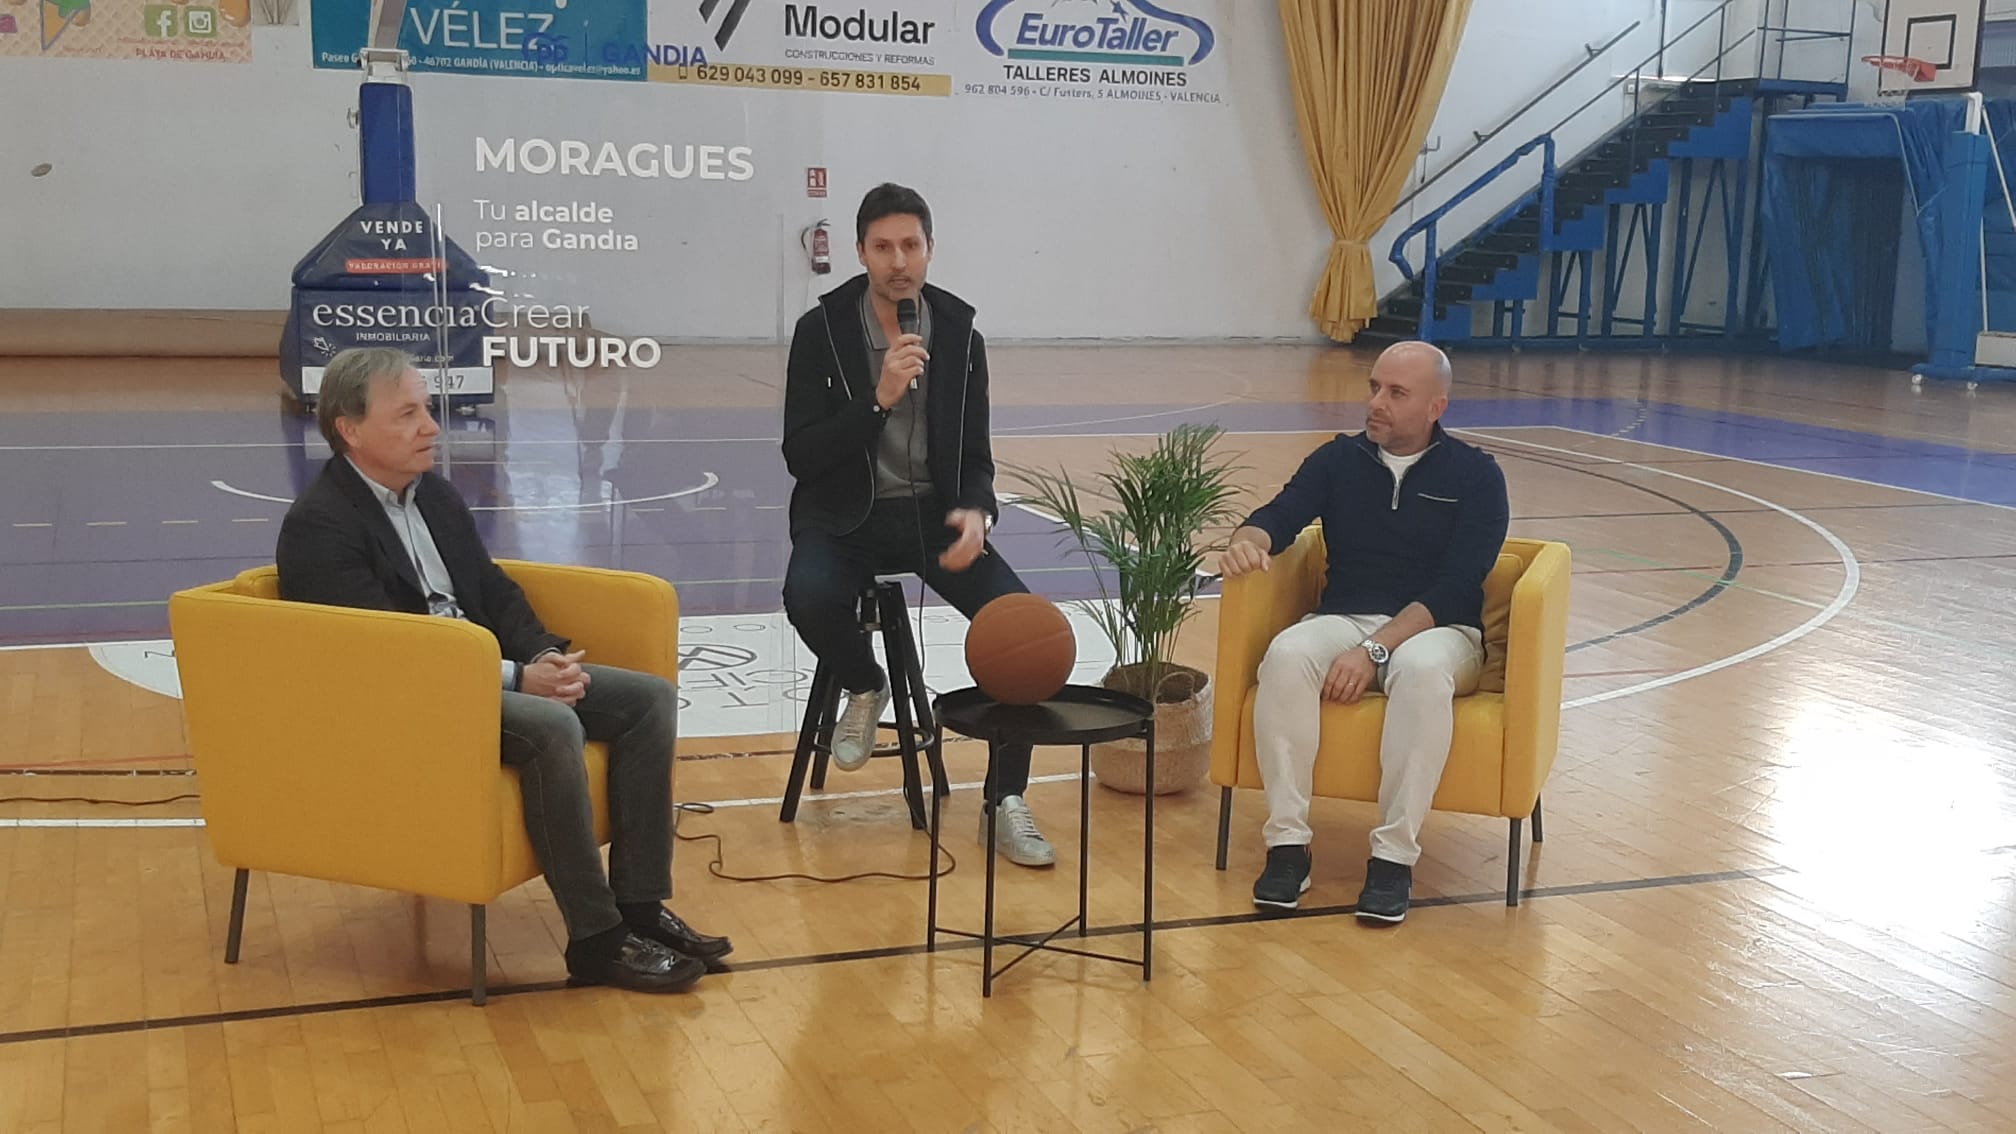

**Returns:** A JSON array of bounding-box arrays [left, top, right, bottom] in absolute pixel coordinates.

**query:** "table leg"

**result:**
[[927, 732, 943, 953], [984, 742, 998, 997], [1143, 718, 1155, 982], [1079, 742, 1091, 937]]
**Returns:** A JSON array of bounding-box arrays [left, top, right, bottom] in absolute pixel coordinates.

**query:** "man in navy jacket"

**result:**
[[1219, 341, 1510, 923]]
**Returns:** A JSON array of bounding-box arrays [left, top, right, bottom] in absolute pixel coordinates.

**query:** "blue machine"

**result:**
[[279, 53, 496, 408]]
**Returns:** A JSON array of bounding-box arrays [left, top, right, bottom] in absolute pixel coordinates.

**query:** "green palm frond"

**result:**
[[1006, 423, 1245, 702]]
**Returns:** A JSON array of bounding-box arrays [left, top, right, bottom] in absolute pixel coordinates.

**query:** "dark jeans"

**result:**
[[784, 495, 1034, 803], [499, 664, 675, 941]]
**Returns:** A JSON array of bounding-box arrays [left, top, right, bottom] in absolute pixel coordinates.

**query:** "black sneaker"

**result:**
[[1355, 857, 1412, 924], [1252, 845, 1312, 911]]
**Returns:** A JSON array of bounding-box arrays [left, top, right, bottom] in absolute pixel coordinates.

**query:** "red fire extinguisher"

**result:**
[[803, 220, 831, 275]]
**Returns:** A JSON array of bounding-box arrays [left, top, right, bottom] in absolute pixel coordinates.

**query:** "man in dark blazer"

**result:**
[[276, 347, 730, 993]]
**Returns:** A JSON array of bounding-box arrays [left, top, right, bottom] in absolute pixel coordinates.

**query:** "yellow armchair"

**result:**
[[1210, 529, 1570, 904], [167, 560, 679, 1003]]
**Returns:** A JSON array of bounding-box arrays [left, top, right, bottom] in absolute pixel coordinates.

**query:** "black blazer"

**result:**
[[276, 457, 569, 665], [781, 274, 998, 537]]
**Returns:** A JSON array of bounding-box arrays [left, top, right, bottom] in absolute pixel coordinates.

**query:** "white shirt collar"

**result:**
[[347, 456, 418, 508]]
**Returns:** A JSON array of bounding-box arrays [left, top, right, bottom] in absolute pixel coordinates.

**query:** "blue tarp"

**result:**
[[1763, 97, 2016, 357]]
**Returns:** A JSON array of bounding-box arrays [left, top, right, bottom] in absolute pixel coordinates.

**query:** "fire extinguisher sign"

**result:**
[[807, 168, 828, 198]]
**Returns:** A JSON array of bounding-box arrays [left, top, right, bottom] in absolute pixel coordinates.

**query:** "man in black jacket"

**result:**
[[276, 347, 731, 993], [780, 183, 1055, 868], [1219, 341, 1511, 924]]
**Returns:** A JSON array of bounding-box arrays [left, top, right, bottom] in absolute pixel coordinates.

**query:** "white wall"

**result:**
[[5, 0, 1806, 342], [1, 3, 1335, 342], [0, 24, 362, 314]]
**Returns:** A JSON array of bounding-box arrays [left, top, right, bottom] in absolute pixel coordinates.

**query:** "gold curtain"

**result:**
[[1280, 0, 1474, 342]]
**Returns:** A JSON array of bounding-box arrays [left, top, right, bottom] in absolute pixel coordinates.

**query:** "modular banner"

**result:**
[[648, 0, 952, 96]]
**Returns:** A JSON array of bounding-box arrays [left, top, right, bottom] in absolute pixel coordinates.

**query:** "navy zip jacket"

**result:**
[[1240, 425, 1510, 630]]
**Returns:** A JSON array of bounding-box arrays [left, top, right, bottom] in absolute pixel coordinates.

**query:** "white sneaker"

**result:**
[[980, 795, 1056, 868], [829, 681, 890, 771]]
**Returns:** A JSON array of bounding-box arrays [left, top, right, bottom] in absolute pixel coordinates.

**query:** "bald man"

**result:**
[[1220, 341, 1510, 923]]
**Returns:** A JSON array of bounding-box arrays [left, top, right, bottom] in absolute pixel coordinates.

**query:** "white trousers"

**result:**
[[1253, 614, 1483, 865]]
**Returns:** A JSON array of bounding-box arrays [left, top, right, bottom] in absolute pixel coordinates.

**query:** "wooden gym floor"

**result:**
[[2, 346, 2015, 1131]]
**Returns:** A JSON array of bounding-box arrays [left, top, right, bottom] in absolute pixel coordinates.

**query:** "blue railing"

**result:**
[[1389, 134, 1557, 332], [1379, 0, 1860, 342], [1394, 19, 1639, 213]]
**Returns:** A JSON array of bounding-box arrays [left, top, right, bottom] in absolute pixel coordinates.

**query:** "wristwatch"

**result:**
[[1362, 640, 1390, 665]]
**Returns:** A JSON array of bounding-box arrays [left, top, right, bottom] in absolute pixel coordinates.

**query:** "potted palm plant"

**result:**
[[1012, 423, 1244, 795]]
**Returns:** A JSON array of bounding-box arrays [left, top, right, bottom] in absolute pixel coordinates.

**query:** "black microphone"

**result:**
[[896, 297, 920, 388]]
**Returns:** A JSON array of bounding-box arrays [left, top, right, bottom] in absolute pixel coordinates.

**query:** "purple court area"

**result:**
[[4, 395, 2014, 645]]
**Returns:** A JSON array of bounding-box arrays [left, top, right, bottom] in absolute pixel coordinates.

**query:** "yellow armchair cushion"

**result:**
[[1236, 688, 1508, 816], [171, 561, 678, 908], [1211, 527, 1570, 823], [1478, 552, 1523, 694]]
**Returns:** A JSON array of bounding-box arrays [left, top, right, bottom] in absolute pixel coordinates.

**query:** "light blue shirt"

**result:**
[[348, 458, 523, 689]]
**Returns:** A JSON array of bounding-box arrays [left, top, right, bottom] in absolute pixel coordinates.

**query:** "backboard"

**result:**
[[1879, 0, 1987, 93]]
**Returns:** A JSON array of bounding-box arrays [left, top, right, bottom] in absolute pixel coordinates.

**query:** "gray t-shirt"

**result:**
[[862, 291, 934, 499]]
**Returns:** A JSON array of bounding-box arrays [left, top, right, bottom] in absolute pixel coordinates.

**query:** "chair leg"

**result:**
[[1531, 794, 1544, 844], [883, 586, 938, 749], [224, 868, 249, 963], [881, 590, 930, 830], [809, 745, 831, 791], [781, 664, 835, 822], [1215, 788, 1233, 871], [470, 905, 488, 1006], [887, 647, 928, 832], [1506, 818, 1523, 907]]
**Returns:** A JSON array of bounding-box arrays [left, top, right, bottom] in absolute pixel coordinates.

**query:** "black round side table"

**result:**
[[927, 684, 1156, 997]]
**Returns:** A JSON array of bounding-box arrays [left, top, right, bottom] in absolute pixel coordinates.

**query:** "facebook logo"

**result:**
[[143, 4, 179, 37]]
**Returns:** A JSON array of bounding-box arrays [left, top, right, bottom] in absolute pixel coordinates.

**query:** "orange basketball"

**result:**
[[965, 593, 1076, 706]]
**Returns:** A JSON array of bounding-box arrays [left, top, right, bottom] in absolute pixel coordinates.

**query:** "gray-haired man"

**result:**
[[276, 348, 730, 993]]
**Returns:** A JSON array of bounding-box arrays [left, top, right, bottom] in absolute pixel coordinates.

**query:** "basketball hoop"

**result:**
[[1863, 54, 1935, 105]]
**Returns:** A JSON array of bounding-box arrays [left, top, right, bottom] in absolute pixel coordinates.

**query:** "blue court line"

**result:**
[[1441, 398, 2016, 508], [995, 395, 2016, 507]]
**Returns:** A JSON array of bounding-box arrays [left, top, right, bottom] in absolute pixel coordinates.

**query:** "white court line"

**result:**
[[210, 474, 719, 512], [1458, 429, 1862, 710], [690, 771, 1083, 812], [0, 817, 205, 829], [0, 772, 1090, 829], [994, 399, 1239, 434]]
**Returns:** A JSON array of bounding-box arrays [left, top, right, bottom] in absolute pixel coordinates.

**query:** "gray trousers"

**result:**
[[499, 663, 677, 940]]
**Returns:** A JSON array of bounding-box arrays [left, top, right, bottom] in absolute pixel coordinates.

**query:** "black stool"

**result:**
[[780, 578, 945, 830]]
